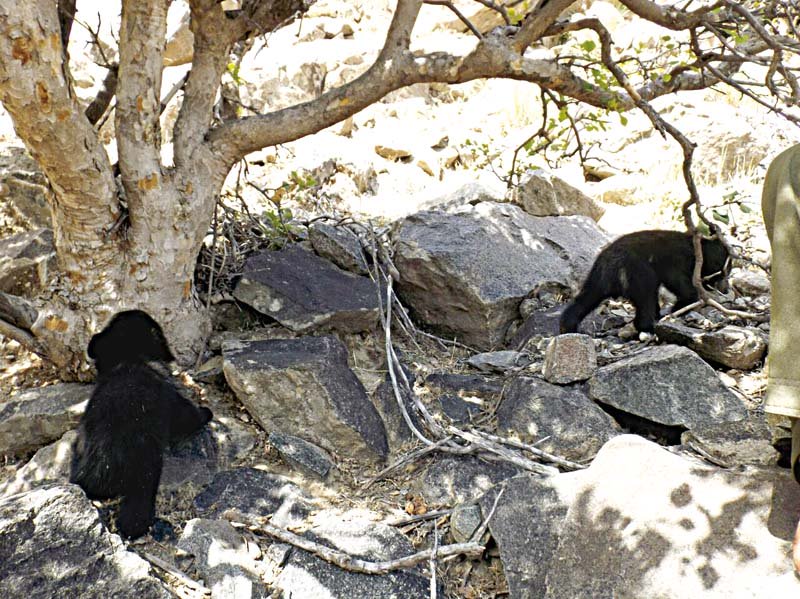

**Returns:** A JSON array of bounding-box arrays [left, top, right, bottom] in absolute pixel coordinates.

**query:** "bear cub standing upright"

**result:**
[[70, 310, 213, 538], [559, 230, 729, 334]]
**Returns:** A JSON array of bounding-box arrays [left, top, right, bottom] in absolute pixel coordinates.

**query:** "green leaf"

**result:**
[[619, 114, 628, 126], [712, 209, 730, 224], [580, 40, 596, 53]]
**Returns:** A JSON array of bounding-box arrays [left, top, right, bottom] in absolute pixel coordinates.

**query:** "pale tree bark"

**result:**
[[0, 0, 796, 377]]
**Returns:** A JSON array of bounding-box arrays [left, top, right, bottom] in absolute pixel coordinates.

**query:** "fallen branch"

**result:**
[[472, 429, 587, 471], [224, 511, 485, 574], [447, 427, 559, 476], [140, 551, 211, 595]]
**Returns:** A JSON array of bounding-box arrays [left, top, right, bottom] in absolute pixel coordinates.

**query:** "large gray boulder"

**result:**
[[308, 222, 370, 275], [394, 202, 607, 349], [543, 435, 800, 598], [0, 484, 170, 598], [589, 345, 747, 429], [233, 244, 380, 334], [223, 336, 389, 462], [0, 383, 90, 456], [497, 377, 620, 462]]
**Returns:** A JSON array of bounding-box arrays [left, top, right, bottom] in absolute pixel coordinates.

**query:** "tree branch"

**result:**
[[225, 510, 486, 574], [116, 0, 168, 221], [0, 0, 119, 268], [512, 0, 579, 51]]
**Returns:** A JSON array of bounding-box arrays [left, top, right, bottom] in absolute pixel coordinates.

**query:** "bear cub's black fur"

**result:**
[[70, 310, 213, 539], [560, 230, 729, 335]]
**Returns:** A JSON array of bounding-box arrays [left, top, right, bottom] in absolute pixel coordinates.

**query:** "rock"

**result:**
[[543, 435, 800, 598], [450, 502, 483, 543], [194, 467, 315, 527], [0, 430, 76, 498], [466, 350, 530, 373], [437, 394, 483, 424], [542, 334, 597, 384], [0, 484, 170, 597], [308, 222, 370, 275], [275, 511, 431, 598], [177, 518, 266, 599], [223, 336, 388, 462], [193, 355, 225, 384], [589, 345, 747, 429], [394, 202, 607, 349], [374, 145, 412, 162], [233, 244, 379, 334], [497, 377, 620, 462], [423, 373, 504, 400], [0, 145, 50, 228], [413, 455, 520, 506], [159, 416, 258, 491], [372, 367, 424, 454], [729, 268, 770, 296], [0, 228, 56, 295], [424, 373, 500, 423], [654, 322, 767, 370], [269, 431, 335, 480], [0, 383, 90, 456], [509, 169, 605, 221], [508, 306, 563, 349], [681, 416, 779, 466], [479, 473, 582, 599]]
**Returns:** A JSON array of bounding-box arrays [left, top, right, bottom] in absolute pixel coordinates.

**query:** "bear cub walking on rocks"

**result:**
[[560, 230, 729, 335], [70, 310, 213, 538]]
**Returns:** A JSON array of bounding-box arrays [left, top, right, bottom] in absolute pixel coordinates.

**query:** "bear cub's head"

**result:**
[[88, 309, 175, 374]]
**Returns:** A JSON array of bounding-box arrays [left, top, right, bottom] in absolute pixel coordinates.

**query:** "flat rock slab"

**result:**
[[543, 435, 800, 598], [223, 336, 388, 462], [413, 455, 520, 506], [269, 431, 335, 480], [275, 511, 431, 599], [0, 382, 91, 456], [394, 202, 607, 349], [194, 467, 316, 528], [654, 322, 767, 370], [233, 244, 379, 334], [681, 416, 779, 467], [589, 345, 747, 429], [497, 377, 620, 462], [309, 222, 369, 275], [0, 484, 170, 598], [466, 350, 530, 373]]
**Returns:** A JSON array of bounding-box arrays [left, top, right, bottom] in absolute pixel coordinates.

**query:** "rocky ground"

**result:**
[[2, 1, 800, 598]]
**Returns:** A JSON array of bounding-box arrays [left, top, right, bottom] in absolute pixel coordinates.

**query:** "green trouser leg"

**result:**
[[761, 144, 800, 479]]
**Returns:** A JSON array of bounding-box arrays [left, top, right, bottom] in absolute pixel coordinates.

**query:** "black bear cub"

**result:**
[[70, 310, 213, 539], [560, 230, 729, 335]]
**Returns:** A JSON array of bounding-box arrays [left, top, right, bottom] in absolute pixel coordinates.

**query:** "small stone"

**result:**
[[543, 334, 597, 384], [374, 145, 412, 162], [450, 503, 483, 543], [467, 350, 530, 373], [269, 432, 335, 480]]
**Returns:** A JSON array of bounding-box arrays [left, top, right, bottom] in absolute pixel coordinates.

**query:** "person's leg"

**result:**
[[761, 144, 800, 570]]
